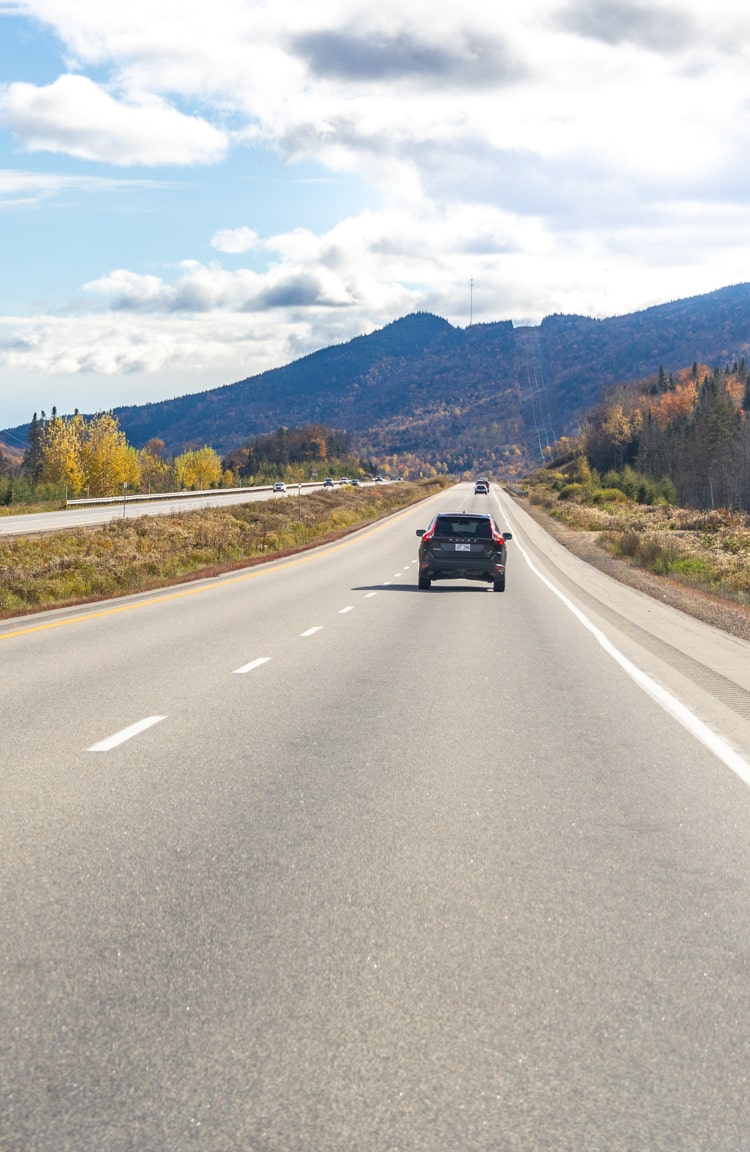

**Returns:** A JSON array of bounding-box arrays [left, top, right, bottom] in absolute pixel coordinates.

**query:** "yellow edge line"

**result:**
[[0, 498, 435, 642]]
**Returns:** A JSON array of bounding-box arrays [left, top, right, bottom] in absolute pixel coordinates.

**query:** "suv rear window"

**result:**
[[434, 516, 492, 539]]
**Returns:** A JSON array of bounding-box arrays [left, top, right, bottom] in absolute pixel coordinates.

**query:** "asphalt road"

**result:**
[[0, 482, 339, 537], [2, 483, 749, 1151]]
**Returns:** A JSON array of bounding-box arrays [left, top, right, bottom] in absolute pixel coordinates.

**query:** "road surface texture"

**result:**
[[2, 484, 749, 1151]]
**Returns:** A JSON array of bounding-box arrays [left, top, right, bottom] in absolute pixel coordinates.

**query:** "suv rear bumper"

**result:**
[[420, 557, 505, 582]]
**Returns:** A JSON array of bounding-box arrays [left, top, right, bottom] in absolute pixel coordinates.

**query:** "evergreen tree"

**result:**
[[23, 412, 43, 483]]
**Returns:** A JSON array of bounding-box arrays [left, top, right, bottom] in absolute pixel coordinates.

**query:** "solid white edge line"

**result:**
[[88, 715, 167, 753], [300, 626, 323, 637], [233, 656, 272, 675], [511, 529, 750, 788]]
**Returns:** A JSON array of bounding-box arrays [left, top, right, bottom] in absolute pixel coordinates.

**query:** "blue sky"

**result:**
[[1, 0, 750, 434]]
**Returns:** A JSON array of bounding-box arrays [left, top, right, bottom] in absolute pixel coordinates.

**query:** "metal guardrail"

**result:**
[[65, 482, 322, 508]]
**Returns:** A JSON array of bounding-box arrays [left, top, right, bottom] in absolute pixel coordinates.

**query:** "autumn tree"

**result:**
[[138, 439, 172, 492], [35, 410, 142, 497], [39, 412, 86, 494], [583, 386, 642, 473], [78, 412, 141, 496], [173, 446, 223, 490]]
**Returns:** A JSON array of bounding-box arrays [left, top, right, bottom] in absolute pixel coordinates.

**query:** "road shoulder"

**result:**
[[508, 491, 750, 644]]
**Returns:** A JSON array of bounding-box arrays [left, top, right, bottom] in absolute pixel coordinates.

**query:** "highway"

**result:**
[[0, 482, 331, 537], [2, 483, 750, 1150]]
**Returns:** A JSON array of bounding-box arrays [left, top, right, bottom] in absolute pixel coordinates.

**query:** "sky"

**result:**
[[1, 0, 750, 434]]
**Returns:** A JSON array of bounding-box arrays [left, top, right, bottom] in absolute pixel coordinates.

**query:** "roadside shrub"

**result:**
[[559, 482, 586, 501], [592, 487, 629, 504], [603, 529, 640, 559], [0, 476, 43, 505], [601, 467, 676, 506], [653, 476, 677, 505], [669, 557, 711, 579]]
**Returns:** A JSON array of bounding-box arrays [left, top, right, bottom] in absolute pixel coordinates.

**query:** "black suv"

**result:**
[[416, 513, 512, 591]]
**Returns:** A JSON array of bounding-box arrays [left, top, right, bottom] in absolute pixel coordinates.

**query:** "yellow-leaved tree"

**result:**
[[79, 412, 141, 496], [173, 447, 223, 490], [39, 413, 86, 494], [38, 411, 142, 497]]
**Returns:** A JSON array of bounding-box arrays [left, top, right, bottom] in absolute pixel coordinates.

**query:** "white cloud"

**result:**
[[2, 3, 741, 165], [2, 0, 750, 426], [2, 1, 748, 192], [211, 227, 260, 254], [6, 189, 750, 380], [0, 168, 166, 206], [0, 74, 227, 165]]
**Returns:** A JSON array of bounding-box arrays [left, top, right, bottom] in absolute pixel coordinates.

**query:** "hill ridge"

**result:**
[[3, 284, 750, 474]]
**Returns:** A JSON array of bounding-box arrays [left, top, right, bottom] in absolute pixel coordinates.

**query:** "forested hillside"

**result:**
[[108, 313, 525, 474], [578, 360, 750, 510], [4, 282, 750, 477], [540, 283, 750, 432]]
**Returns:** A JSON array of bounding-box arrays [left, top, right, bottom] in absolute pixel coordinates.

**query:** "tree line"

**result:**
[[1, 412, 381, 505], [13, 409, 228, 500], [220, 423, 375, 481], [579, 361, 750, 510]]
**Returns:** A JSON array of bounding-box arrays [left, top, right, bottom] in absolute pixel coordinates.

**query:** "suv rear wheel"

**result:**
[[493, 574, 506, 592], [418, 574, 432, 590]]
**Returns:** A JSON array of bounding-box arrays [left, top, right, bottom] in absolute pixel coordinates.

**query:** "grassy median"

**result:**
[[0, 479, 451, 617]]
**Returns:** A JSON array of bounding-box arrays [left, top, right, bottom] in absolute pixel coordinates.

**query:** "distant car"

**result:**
[[416, 512, 512, 591], [351, 478, 361, 486], [339, 477, 351, 486], [272, 482, 286, 493], [474, 481, 489, 495], [323, 477, 335, 488], [375, 475, 385, 482]]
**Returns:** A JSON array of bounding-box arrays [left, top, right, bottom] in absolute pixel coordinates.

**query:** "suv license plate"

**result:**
[[455, 543, 471, 551]]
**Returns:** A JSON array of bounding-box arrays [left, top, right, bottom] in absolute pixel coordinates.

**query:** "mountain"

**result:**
[[4, 283, 750, 474]]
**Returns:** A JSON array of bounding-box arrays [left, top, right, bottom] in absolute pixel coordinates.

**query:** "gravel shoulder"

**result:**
[[511, 493, 750, 644]]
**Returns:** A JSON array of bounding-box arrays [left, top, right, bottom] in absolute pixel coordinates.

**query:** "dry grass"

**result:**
[[0, 479, 450, 617], [527, 483, 750, 604]]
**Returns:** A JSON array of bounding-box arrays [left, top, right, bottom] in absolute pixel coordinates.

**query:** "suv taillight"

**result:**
[[421, 524, 436, 544]]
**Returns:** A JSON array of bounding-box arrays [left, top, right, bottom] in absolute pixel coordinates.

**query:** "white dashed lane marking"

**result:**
[[88, 561, 406, 752], [233, 657, 272, 675], [88, 716, 166, 753]]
